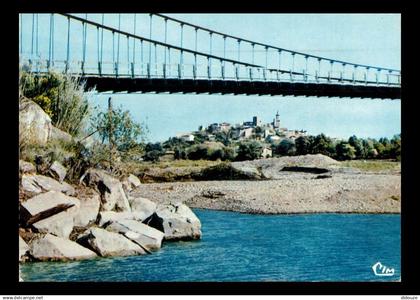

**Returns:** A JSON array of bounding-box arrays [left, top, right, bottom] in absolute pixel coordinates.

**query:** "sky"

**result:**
[[19, 14, 401, 142]]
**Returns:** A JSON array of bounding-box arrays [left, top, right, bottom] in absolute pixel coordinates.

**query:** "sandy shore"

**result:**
[[130, 172, 401, 214]]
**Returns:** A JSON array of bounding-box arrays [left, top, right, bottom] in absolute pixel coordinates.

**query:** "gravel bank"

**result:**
[[129, 172, 401, 214]]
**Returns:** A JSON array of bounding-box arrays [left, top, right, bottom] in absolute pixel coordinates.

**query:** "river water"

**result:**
[[20, 209, 400, 282]]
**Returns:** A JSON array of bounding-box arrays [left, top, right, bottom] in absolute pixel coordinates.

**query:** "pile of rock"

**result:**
[[19, 160, 202, 265]]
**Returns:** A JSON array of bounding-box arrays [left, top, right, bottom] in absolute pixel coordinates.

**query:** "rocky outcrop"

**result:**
[[30, 233, 97, 261], [21, 174, 75, 196], [19, 99, 52, 146], [129, 197, 157, 221], [19, 236, 29, 262], [73, 191, 101, 227], [76, 227, 146, 257], [20, 191, 79, 227], [19, 160, 36, 174], [145, 203, 202, 241], [48, 161, 67, 183], [105, 219, 164, 252], [81, 169, 131, 212]]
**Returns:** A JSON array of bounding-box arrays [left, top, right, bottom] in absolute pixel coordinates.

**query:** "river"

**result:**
[[20, 209, 400, 282]]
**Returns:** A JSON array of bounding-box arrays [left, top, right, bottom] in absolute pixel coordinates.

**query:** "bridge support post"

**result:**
[[131, 62, 135, 78]]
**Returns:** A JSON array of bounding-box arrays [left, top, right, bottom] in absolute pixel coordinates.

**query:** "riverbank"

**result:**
[[130, 157, 401, 214]]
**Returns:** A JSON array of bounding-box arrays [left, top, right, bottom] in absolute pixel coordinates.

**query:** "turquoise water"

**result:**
[[20, 210, 400, 282]]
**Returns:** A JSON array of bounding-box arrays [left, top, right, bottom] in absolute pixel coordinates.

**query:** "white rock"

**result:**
[[19, 160, 36, 174], [19, 236, 29, 262], [19, 99, 52, 146], [82, 169, 131, 212], [146, 203, 201, 241], [20, 191, 79, 226], [77, 227, 146, 257], [30, 233, 97, 261], [97, 211, 140, 227], [127, 174, 141, 188], [129, 197, 157, 221], [32, 206, 78, 239], [21, 174, 75, 196], [50, 126, 73, 143], [49, 161, 67, 182], [106, 219, 164, 251], [74, 192, 101, 227]]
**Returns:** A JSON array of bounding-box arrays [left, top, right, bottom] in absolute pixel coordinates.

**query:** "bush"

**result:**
[[19, 69, 92, 137], [91, 105, 147, 153], [275, 139, 296, 156], [335, 142, 356, 160], [143, 150, 163, 162], [235, 141, 263, 161]]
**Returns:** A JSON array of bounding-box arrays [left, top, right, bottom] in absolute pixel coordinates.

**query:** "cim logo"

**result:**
[[372, 261, 395, 277]]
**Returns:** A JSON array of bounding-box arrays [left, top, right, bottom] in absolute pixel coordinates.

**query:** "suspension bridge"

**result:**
[[19, 13, 401, 99]]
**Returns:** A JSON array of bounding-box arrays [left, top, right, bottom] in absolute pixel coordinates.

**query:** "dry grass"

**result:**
[[341, 160, 400, 172], [114, 159, 221, 176]]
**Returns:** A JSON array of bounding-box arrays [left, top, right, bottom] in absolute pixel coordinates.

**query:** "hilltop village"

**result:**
[[171, 112, 307, 159]]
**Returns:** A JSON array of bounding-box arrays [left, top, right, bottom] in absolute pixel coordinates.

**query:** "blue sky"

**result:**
[[20, 14, 401, 142]]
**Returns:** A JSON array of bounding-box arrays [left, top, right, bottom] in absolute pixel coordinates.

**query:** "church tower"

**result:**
[[274, 111, 280, 128]]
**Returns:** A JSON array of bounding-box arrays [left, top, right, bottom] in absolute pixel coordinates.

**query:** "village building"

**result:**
[[261, 146, 272, 158]]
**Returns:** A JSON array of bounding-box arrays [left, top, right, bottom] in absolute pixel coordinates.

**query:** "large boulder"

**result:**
[[74, 191, 101, 227], [19, 99, 52, 146], [49, 126, 73, 143], [32, 206, 79, 239], [122, 174, 142, 194], [20, 191, 79, 227], [76, 227, 146, 257], [97, 211, 141, 227], [144, 203, 201, 241], [21, 174, 76, 196], [129, 197, 157, 221], [19, 236, 29, 262], [106, 219, 164, 252], [81, 169, 131, 212], [48, 161, 67, 183], [127, 174, 141, 188], [19, 160, 36, 174], [30, 233, 97, 261], [230, 163, 263, 179]]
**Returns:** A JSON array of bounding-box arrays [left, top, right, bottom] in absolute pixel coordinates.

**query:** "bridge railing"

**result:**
[[19, 13, 401, 87]]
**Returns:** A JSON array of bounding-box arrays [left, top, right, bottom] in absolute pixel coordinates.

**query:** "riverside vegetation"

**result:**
[[18, 69, 401, 280]]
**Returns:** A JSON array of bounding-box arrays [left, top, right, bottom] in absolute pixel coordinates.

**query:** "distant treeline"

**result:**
[[142, 133, 401, 162]]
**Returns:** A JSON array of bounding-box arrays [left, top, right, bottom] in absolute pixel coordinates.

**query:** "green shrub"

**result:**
[[19, 69, 92, 137]]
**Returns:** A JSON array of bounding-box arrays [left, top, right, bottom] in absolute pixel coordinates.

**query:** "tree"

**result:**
[[92, 106, 145, 152], [235, 141, 263, 161], [390, 134, 401, 161], [275, 139, 296, 156], [295, 136, 311, 155], [348, 135, 365, 159], [309, 134, 336, 157], [335, 142, 356, 160]]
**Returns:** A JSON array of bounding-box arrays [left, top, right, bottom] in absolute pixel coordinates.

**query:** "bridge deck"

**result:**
[[82, 76, 401, 99]]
